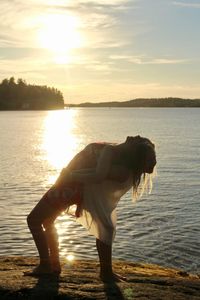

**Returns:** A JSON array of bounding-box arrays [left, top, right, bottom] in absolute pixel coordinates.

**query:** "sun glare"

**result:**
[[66, 254, 75, 262], [38, 13, 83, 63], [55, 215, 75, 261], [42, 110, 78, 169]]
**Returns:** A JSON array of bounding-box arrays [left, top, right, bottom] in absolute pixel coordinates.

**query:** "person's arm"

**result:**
[[69, 145, 113, 184], [70, 164, 131, 184], [53, 144, 93, 187], [107, 165, 131, 182]]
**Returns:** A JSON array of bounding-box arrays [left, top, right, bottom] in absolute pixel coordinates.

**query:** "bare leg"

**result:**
[[27, 193, 61, 274], [43, 217, 61, 274], [96, 238, 112, 277], [96, 239, 126, 282]]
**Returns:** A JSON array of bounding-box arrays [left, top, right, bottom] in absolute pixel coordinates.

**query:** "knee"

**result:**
[[43, 219, 54, 232], [27, 213, 32, 228], [27, 213, 41, 230]]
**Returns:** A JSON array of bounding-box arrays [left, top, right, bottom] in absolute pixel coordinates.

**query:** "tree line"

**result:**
[[68, 97, 200, 108], [0, 77, 64, 110]]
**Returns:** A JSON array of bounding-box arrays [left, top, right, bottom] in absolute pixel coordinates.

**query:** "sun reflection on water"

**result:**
[[42, 110, 78, 170], [66, 254, 75, 262], [55, 214, 75, 261], [42, 109, 83, 261]]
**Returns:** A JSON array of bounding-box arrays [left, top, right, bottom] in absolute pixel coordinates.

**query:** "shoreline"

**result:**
[[0, 256, 200, 299]]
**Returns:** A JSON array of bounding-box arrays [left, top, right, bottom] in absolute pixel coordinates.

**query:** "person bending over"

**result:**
[[26, 135, 156, 282]]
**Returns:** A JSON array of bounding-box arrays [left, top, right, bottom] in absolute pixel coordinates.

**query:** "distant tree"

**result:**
[[0, 77, 64, 110], [69, 97, 200, 108]]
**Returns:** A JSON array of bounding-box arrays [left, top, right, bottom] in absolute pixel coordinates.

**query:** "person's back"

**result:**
[[55, 142, 108, 188], [46, 143, 109, 217]]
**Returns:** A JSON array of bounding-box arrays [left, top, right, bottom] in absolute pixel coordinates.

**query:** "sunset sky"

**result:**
[[0, 0, 200, 104]]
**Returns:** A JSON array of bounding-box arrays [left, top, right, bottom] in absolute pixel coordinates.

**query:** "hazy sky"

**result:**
[[0, 0, 200, 103]]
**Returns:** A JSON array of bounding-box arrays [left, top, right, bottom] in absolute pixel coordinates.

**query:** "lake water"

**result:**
[[0, 108, 200, 273]]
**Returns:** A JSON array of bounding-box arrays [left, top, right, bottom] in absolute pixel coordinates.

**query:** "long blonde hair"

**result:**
[[132, 169, 156, 200], [125, 137, 156, 200]]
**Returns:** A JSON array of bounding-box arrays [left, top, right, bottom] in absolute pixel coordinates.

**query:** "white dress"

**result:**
[[75, 176, 133, 245], [65, 142, 133, 245]]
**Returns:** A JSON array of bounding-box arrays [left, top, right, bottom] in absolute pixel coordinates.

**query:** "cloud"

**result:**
[[0, 53, 65, 83], [14, 0, 135, 18], [173, 1, 200, 8], [85, 64, 113, 74], [0, 0, 134, 51], [110, 55, 189, 64], [145, 58, 189, 64], [0, 1, 43, 48], [0, 34, 21, 47], [0, 57, 45, 74]]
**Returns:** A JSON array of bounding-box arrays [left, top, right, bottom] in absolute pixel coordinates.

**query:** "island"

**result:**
[[0, 77, 64, 110], [67, 97, 200, 108], [0, 257, 200, 299]]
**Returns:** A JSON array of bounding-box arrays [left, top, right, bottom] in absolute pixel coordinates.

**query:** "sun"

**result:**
[[38, 13, 83, 61]]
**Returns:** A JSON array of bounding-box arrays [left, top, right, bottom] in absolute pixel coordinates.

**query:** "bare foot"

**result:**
[[100, 272, 127, 282], [23, 264, 53, 277]]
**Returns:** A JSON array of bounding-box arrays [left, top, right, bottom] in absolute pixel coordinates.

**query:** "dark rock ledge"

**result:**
[[0, 257, 200, 300]]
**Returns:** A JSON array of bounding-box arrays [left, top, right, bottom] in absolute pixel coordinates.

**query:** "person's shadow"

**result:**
[[103, 281, 125, 300], [30, 274, 60, 299]]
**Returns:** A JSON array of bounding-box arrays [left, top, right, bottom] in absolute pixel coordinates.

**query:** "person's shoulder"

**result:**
[[84, 142, 110, 151], [83, 143, 95, 152], [101, 144, 112, 153]]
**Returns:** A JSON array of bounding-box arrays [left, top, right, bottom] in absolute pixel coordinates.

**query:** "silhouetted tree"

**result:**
[[0, 77, 64, 110]]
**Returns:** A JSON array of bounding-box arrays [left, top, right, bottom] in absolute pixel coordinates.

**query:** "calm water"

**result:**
[[0, 108, 200, 273]]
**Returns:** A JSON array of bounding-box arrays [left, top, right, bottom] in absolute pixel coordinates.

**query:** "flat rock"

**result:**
[[0, 257, 200, 299]]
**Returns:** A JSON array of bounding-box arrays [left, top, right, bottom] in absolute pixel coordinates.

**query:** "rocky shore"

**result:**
[[0, 257, 200, 299]]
